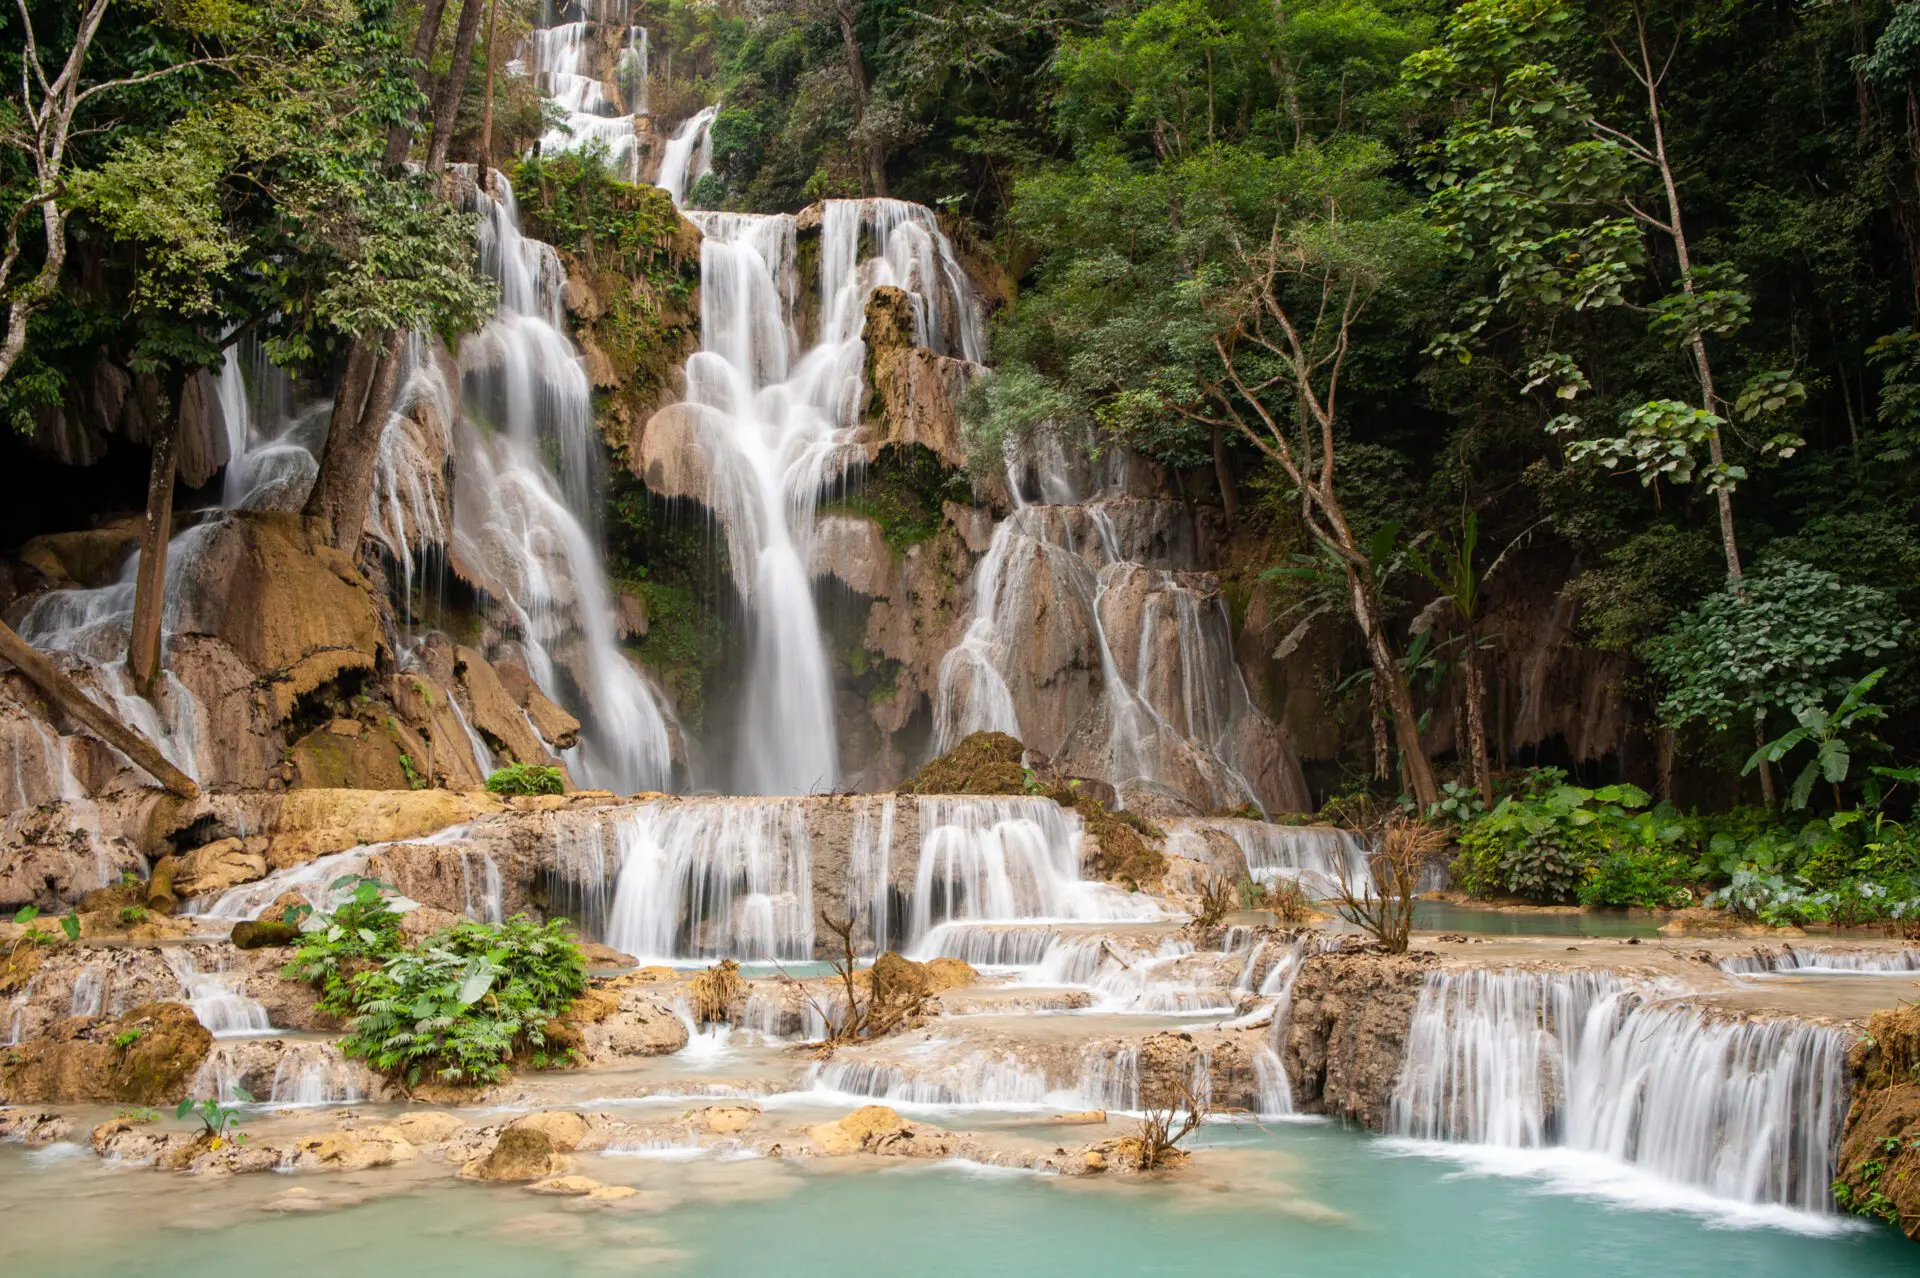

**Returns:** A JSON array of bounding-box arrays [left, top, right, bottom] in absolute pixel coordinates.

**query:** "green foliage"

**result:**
[[176, 1093, 251, 1148], [282, 876, 411, 1009], [485, 763, 566, 796], [110, 1028, 144, 1050], [825, 444, 971, 552], [337, 916, 587, 1085], [117, 905, 150, 925], [1454, 768, 1686, 904], [1744, 671, 1889, 810], [1645, 561, 1908, 739], [114, 1107, 160, 1124]]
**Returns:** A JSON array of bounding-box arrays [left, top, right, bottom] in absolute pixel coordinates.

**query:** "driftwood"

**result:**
[[0, 619, 198, 798]]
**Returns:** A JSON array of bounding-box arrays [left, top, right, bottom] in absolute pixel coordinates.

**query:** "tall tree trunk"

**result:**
[[479, 0, 501, 180], [426, 0, 487, 175], [1460, 631, 1492, 806], [385, 0, 453, 168], [1369, 673, 1390, 782], [833, 1, 887, 196], [1210, 421, 1238, 528], [129, 373, 186, 699], [1350, 570, 1438, 810], [303, 333, 406, 551], [0, 620, 198, 797]]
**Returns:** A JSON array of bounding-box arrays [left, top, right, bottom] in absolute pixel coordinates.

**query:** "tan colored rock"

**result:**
[[266, 789, 503, 868], [811, 515, 893, 597], [807, 1105, 911, 1156], [615, 591, 649, 639], [0, 1002, 210, 1105], [171, 837, 270, 898], [389, 672, 488, 790], [162, 511, 385, 721], [565, 987, 622, 1023], [866, 346, 979, 471], [507, 1110, 590, 1153], [635, 402, 715, 502], [460, 1126, 572, 1182], [527, 1174, 607, 1196], [294, 1129, 419, 1171], [696, 1105, 760, 1135], [387, 1111, 467, 1145], [587, 1184, 639, 1202], [456, 645, 552, 766]]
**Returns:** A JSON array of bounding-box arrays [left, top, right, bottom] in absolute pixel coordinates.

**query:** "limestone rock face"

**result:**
[[456, 645, 556, 766], [0, 1001, 211, 1105], [165, 511, 385, 721], [265, 789, 504, 870], [1836, 1003, 1920, 1240], [288, 719, 413, 791], [811, 515, 894, 598], [635, 402, 715, 502], [1280, 951, 1435, 1129]]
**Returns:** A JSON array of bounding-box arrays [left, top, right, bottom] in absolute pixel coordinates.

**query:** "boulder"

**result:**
[[387, 1111, 468, 1146], [696, 1105, 759, 1135], [811, 515, 894, 597], [292, 1128, 419, 1171], [0, 1002, 211, 1105], [506, 1110, 590, 1153], [230, 918, 301, 949], [0, 1109, 73, 1145], [807, 1105, 912, 1157], [460, 1125, 572, 1182], [288, 719, 413, 791], [1280, 951, 1437, 1129], [634, 402, 715, 502], [455, 646, 552, 766], [171, 837, 270, 898]]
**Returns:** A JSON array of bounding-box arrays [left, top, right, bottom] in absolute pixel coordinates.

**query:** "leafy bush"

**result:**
[[338, 916, 587, 1085], [1580, 845, 1694, 910], [485, 763, 566, 796], [1455, 769, 1700, 905], [282, 876, 411, 1010]]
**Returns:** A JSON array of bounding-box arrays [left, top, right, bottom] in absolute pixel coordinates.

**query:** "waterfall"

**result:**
[[459, 848, 505, 923], [810, 1049, 1055, 1107], [268, 1042, 367, 1106], [1720, 945, 1920, 974], [601, 800, 815, 960], [906, 797, 1160, 948], [183, 848, 373, 920], [531, 16, 647, 178], [933, 487, 1274, 814], [1388, 969, 1849, 1213], [847, 796, 897, 953], [68, 965, 107, 1018], [1167, 820, 1374, 897], [657, 106, 717, 205], [162, 950, 274, 1037], [445, 172, 676, 792], [643, 197, 982, 793]]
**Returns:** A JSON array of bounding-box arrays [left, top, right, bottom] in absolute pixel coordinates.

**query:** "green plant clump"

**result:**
[[485, 763, 566, 796]]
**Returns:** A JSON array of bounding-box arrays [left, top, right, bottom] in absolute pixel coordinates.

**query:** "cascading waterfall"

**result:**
[[1167, 819, 1373, 898], [646, 195, 983, 792], [1388, 969, 1849, 1213], [528, 4, 648, 178], [162, 950, 273, 1038], [184, 848, 372, 921], [601, 800, 815, 960], [443, 173, 676, 792], [268, 1042, 368, 1106], [657, 106, 717, 205], [907, 797, 1160, 950], [932, 483, 1272, 814], [459, 848, 506, 924], [847, 796, 898, 953], [1720, 945, 1920, 974]]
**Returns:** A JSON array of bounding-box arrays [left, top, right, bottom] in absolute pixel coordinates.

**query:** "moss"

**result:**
[[1061, 796, 1168, 891], [896, 731, 1030, 795], [822, 444, 972, 555]]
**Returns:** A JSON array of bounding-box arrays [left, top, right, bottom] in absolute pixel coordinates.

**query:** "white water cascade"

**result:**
[[601, 800, 816, 961], [162, 950, 273, 1038], [907, 797, 1161, 952], [1720, 945, 1920, 975], [657, 105, 717, 205], [932, 460, 1288, 814], [1167, 819, 1373, 898], [1388, 969, 1849, 1214], [646, 195, 983, 792], [528, 2, 648, 178]]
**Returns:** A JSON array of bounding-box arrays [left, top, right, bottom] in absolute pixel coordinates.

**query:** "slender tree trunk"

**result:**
[[129, 373, 186, 699], [0, 620, 198, 797], [479, 0, 501, 180], [386, 0, 453, 168], [1369, 674, 1390, 782], [426, 0, 487, 174], [1460, 632, 1492, 806], [1350, 570, 1438, 810], [304, 332, 407, 552], [1210, 422, 1238, 529], [833, 1, 887, 196]]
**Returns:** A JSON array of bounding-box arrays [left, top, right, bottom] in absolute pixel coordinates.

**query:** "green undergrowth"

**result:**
[[822, 444, 972, 554]]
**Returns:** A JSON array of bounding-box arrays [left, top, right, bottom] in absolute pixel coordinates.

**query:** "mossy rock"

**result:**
[[0, 1001, 210, 1105], [896, 732, 1029, 796], [231, 919, 302, 949]]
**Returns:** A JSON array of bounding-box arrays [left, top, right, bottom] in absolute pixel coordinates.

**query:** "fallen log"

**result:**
[[0, 619, 199, 799]]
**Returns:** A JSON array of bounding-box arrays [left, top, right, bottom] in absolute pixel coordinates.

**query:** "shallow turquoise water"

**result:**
[[1413, 900, 1660, 938], [3, 1121, 1910, 1276]]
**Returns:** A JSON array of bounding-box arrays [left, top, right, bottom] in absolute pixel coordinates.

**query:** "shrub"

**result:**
[[1580, 846, 1693, 910], [1456, 768, 1697, 904], [485, 763, 566, 796], [338, 916, 587, 1085], [282, 876, 410, 1010]]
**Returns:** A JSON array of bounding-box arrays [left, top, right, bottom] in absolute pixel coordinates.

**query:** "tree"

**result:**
[[1645, 560, 1908, 793]]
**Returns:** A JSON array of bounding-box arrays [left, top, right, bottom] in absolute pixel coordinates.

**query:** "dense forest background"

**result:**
[[8, 0, 1920, 922]]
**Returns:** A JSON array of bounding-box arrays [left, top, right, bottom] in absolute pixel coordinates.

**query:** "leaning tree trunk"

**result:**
[[0, 620, 198, 797], [1350, 570, 1438, 811], [1460, 630, 1492, 807], [128, 372, 187, 699], [425, 0, 488, 175], [385, 0, 453, 168], [302, 332, 407, 552]]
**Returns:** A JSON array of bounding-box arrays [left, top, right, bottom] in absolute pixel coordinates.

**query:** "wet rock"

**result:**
[[506, 1110, 590, 1153], [528, 1174, 615, 1196], [811, 515, 894, 597], [576, 989, 689, 1063], [1836, 1003, 1920, 1240], [170, 837, 270, 897], [696, 1105, 759, 1135], [265, 789, 504, 870], [807, 1105, 913, 1156], [230, 918, 301, 949], [0, 1002, 210, 1105], [0, 1108, 73, 1145], [292, 1128, 419, 1171], [91, 1116, 179, 1165], [1281, 951, 1437, 1129], [387, 1111, 467, 1146], [460, 1125, 573, 1181], [456, 645, 555, 766], [288, 719, 413, 791], [635, 402, 714, 502]]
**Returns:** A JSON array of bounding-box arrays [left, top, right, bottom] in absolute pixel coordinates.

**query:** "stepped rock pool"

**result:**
[[2, 1118, 1910, 1277]]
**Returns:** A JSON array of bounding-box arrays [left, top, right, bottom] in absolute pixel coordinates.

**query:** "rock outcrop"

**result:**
[[1837, 1002, 1920, 1239], [0, 1001, 211, 1105], [1280, 950, 1434, 1128]]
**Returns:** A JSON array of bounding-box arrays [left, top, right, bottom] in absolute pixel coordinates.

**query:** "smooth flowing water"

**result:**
[[0, 1122, 1909, 1277]]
